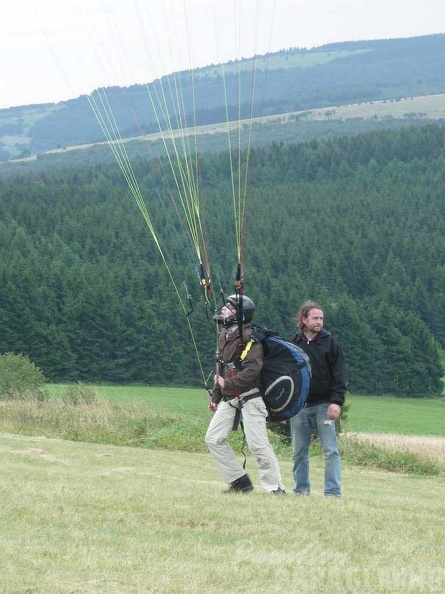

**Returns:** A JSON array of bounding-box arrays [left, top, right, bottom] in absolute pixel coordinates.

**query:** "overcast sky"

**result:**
[[1, 0, 444, 110]]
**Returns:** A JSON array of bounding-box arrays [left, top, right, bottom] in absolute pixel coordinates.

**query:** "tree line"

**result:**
[[0, 124, 444, 396]]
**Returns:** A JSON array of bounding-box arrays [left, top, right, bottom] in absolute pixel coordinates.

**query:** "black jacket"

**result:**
[[293, 328, 347, 407]]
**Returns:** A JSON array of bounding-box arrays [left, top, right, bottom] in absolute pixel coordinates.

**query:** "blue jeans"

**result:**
[[290, 402, 341, 496]]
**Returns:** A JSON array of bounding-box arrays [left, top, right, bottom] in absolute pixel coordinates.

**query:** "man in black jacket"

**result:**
[[290, 300, 347, 497]]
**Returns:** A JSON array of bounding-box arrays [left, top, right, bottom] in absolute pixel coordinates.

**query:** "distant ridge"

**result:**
[[1, 33, 445, 163]]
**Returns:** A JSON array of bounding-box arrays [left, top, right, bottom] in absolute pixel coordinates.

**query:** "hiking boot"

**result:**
[[223, 474, 254, 494], [269, 487, 287, 495]]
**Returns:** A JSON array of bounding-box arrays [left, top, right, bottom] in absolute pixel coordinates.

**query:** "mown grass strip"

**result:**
[[1, 433, 444, 594]]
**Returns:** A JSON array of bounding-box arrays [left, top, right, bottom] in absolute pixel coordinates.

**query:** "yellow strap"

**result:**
[[240, 339, 254, 361]]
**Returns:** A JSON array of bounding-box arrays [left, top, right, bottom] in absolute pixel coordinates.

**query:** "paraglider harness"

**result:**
[[220, 293, 311, 467], [221, 335, 262, 470], [221, 281, 259, 432], [214, 264, 310, 466], [227, 324, 311, 425], [223, 322, 311, 469], [224, 352, 262, 432]]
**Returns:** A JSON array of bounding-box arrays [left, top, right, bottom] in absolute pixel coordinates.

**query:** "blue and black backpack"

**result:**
[[241, 324, 311, 422]]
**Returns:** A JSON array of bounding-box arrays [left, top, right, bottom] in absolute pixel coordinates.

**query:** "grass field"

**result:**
[[344, 394, 445, 436], [1, 387, 444, 592], [44, 384, 445, 436], [197, 48, 370, 76], [303, 94, 445, 121], [1, 432, 444, 594]]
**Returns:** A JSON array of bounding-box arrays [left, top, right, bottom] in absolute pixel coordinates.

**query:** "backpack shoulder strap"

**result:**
[[251, 323, 278, 341], [241, 324, 280, 360], [240, 339, 254, 361]]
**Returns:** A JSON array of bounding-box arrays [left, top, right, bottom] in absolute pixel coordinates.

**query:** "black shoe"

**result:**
[[269, 487, 287, 495], [223, 474, 254, 493]]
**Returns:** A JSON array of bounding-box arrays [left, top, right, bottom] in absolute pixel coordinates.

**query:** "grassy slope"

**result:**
[[4, 93, 445, 164], [196, 48, 371, 76], [1, 432, 444, 594]]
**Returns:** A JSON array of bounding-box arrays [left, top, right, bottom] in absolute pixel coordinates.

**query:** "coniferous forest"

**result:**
[[1, 124, 444, 397]]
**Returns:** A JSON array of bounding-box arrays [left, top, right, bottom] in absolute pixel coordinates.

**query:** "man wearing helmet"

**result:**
[[205, 294, 286, 494]]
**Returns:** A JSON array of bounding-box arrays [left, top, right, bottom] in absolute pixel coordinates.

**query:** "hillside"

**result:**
[[2, 94, 445, 177], [0, 124, 444, 395], [1, 34, 445, 162], [1, 33, 445, 396]]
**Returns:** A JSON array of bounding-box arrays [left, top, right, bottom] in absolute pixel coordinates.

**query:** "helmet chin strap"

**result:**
[[223, 317, 237, 328], [212, 307, 237, 328]]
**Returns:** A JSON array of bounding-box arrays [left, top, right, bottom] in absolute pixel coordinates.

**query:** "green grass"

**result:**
[[1, 387, 444, 591], [44, 384, 207, 416], [2, 385, 443, 477], [1, 432, 444, 594], [197, 49, 371, 76], [45, 384, 445, 436], [345, 394, 445, 436]]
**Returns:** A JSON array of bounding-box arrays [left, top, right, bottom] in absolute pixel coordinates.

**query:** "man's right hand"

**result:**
[[327, 403, 341, 420]]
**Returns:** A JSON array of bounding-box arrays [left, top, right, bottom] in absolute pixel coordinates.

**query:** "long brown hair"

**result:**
[[295, 300, 323, 331]]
